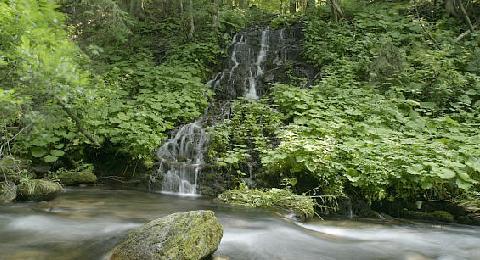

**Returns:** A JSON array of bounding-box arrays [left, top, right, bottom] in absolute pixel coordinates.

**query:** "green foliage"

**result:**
[[270, 14, 300, 29], [218, 185, 316, 220], [304, 2, 480, 113], [0, 0, 99, 165], [219, 8, 247, 32], [59, 0, 132, 47], [207, 100, 282, 181], [265, 83, 479, 201], [165, 42, 224, 78], [101, 60, 212, 158]]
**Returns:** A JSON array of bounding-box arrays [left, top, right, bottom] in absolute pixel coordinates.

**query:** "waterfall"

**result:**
[[210, 27, 276, 100], [246, 28, 269, 100], [155, 123, 207, 196], [155, 26, 306, 196]]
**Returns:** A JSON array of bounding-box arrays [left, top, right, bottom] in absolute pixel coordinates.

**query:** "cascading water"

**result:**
[[246, 28, 269, 100], [210, 27, 282, 100], [155, 26, 307, 196], [155, 122, 207, 196]]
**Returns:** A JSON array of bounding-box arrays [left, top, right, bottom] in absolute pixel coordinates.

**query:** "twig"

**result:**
[[0, 125, 29, 159], [413, 0, 440, 49], [455, 23, 478, 42]]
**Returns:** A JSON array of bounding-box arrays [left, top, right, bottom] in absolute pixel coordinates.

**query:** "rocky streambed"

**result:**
[[1, 187, 480, 260]]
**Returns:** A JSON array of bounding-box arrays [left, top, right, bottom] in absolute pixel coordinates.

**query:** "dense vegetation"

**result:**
[[1, 0, 479, 219]]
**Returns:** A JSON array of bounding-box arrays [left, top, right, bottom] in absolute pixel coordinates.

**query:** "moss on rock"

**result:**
[[405, 210, 455, 223], [0, 181, 16, 204], [17, 179, 63, 201], [57, 171, 97, 186], [111, 210, 223, 260], [218, 187, 315, 221]]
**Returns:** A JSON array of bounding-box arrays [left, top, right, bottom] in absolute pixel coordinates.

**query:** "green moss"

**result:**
[[56, 171, 97, 186], [111, 210, 223, 260], [17, 179, 63, 201], [218, 187, 315, 221], [406, 210, 455, 223]]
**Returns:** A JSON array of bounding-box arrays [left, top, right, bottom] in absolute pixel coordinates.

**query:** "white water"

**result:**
[[158, 28, 273, 195], [229, 34, 244, 80], [246, 28, 269, 100], [1, 188, 480, 259], [156, 122, 207, 196]]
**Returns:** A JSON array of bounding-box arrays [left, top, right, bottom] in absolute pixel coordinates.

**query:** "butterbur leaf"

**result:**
[[435, 167, 456, 179], [456, 179, 473, 190], [44, 155, 58, 163], [466, 159, 480, 173], [31, 147, 47, 158], [50, 150, 65, 157]]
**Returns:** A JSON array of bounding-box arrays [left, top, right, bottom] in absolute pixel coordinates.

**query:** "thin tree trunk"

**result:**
[[290, 0, 297, 13], [188, 0, 195, 40], [457, 0, 474, 32], [328, 0, 343, 22], [239, 0, 247, 9], [57, 100, 100, 147], [213, 0, 219, 33]]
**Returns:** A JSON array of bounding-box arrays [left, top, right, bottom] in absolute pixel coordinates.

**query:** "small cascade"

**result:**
[[155, 123, 207, 196], [246, 28, 269, 100], [155, 25, 311, 196], [210, 27, 286, 100]]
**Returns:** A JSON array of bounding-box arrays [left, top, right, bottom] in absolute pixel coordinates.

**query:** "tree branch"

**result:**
[[56, 100, 101, 147]]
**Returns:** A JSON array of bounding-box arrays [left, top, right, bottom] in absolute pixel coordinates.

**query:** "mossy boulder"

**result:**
[[0, 181, 16, 204], [111, 210, 223, 260], [17, 179, 63, 201], [218, 187, 315, 221], [57, 171, 97, 186], [405, 210, 455, 223]]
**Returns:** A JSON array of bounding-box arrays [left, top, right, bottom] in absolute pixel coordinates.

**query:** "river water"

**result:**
[[0, 188, 479, 260]]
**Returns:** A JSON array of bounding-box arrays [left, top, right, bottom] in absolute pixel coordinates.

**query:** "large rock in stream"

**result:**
[[16, 179, 63, 201], [111, 210, 223, 260]]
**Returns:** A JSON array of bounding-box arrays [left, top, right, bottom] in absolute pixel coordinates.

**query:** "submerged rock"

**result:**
[[111, 210, 223, 260], [0, 181, 17, 203], [57, 171, 97, 186], [16, 179, 63, 201]]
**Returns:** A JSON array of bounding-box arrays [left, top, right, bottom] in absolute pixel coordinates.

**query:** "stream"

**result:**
[[1, 188, 479, 260]]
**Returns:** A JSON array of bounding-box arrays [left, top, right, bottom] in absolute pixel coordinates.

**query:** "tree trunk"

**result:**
[[188, 0, 195, 40], [457, 0, 474, 32], [328, 0, 343, 22], [239, 0, 248, 9], [290, 0, 297, 13], [212, 0, 219, 33]]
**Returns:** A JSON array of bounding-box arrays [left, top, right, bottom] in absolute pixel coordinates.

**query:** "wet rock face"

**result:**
[[111, 210, 223, 260], [210, 24, 316, 101]]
